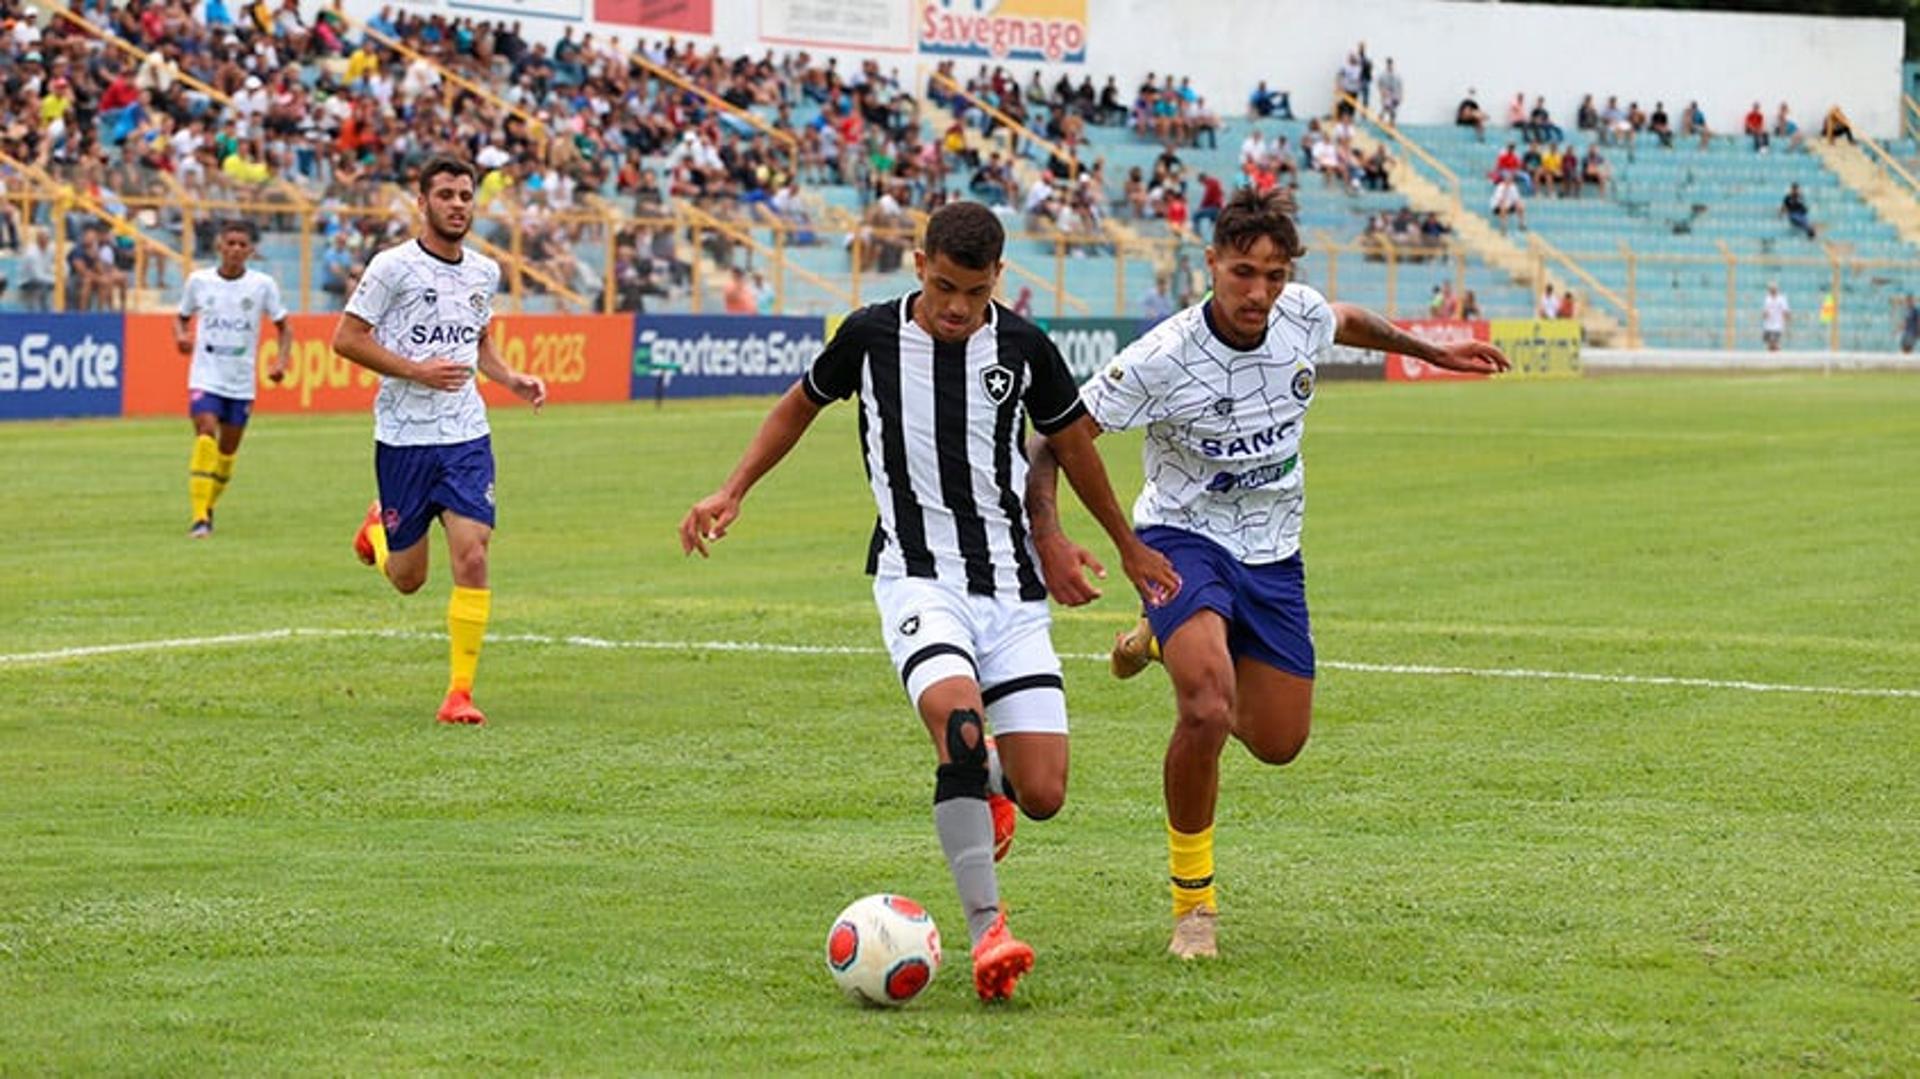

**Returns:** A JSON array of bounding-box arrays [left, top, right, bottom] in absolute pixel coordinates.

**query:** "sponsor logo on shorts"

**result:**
[[484, 481, 496, 507], [382, 507, 401, 529]]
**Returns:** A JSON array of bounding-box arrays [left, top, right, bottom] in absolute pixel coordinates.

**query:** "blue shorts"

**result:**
[[188, 389, 253, 427], [1139, 525, 1315, 679], [374, 436, 496, 552]]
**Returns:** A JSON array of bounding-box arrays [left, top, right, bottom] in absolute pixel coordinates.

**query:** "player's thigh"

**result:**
[[374, 443, 443, 557], [189, 406, 218, 438], [875, 577, 979, 747], [975, 597, 1069, 813], [1160, 608, 1236, 727], [1230, 657, 1313, 765], [441, 510, 493, 588]]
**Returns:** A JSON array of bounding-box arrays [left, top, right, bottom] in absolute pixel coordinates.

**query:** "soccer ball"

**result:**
[[824, 893, 942, 1007]]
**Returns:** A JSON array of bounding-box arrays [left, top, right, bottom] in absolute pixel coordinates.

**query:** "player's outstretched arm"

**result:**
[[476, 324, 545, 409], [1044, 416, 1181, 607], [1024, 431, 1106, 606], [679, 382, 824, 558], [1331, 302, 1511, 374], [268, 317, 291, 383], [332, 314, 472, 391]]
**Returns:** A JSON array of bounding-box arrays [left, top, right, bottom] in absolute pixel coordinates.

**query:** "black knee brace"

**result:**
[[933, 708, 988, 803]]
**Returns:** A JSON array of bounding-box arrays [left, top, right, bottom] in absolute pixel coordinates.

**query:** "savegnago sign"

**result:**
[[919, 0, 1088, 64]]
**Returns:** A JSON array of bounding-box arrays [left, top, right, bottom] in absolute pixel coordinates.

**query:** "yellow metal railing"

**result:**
[[629, 51, 799, 182], [1339, 91, 1463, 214], [929, 71, 1077, 175]]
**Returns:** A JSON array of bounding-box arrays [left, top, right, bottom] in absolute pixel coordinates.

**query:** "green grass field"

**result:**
[[2, 374, 1917, 1075]]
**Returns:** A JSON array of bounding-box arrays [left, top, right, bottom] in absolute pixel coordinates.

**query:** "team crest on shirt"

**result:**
[[1212, 397, 1234, 417], [1291, 367, 1316, 401], [980, 364, 1015, 405], [469, 291, 490, 316], [423, 288, 439, 305], [241, 297, 254, 311], [898, 614, 920, 636]]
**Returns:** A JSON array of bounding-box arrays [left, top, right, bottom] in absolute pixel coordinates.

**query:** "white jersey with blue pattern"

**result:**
[[344, 239, 499, 447], [1079, 284, 1334, 564]]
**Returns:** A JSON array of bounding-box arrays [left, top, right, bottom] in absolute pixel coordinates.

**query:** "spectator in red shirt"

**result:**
[[1193, 172, 1224, 232], [1744, 102, 1769, 153]]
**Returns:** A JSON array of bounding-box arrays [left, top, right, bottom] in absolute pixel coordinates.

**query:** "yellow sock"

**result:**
[[208, 451, 237, 509], [368, 517, 390, 576], [188, 435, 218, 523], [1147, 633, 1162, 661], [1168, 822, 1217, 917], [447, 586, 491, 694]]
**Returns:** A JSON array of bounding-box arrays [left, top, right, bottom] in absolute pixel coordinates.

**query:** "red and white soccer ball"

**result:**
[[824, 893, 942, 1007]]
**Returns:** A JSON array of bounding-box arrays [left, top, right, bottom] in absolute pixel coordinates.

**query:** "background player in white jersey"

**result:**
[[333, 156, 547, 726], [175, 220, 289, 538], [678, 201, 1180, 1002], [1026, 187, 1508, 959]]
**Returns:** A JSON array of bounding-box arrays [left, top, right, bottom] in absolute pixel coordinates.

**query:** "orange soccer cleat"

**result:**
[[352, 501, 382, 566], [435, 688, 487, 726], [970, 911, 1035, 1002]]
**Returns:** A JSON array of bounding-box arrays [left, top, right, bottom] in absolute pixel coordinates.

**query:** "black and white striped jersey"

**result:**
[[802, 294, 1087, 601]]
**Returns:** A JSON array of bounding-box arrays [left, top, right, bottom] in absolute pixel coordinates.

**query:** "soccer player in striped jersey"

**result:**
[[334, 156, 547, 726], [175, 220, 290, 537], [1026, 187, 1508, 959], [680, 200, 1180, 1002]]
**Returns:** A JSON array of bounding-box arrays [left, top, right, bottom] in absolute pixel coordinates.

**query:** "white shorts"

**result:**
[[873, 575, 1068, 736]]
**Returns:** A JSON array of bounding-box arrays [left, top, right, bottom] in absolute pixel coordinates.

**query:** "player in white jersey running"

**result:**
[[333, 156, 547, 726], [175, 220, 290, 538], [679, 201, 1180, 1002], [1026, 187, 1508, 959]]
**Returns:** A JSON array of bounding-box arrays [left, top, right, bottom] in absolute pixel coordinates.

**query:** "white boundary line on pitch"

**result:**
[[3, 627, 1919, 701]]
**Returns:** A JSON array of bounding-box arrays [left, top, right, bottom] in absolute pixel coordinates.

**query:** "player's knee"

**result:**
[[933, 709, 989, 801], [1242, 724, 1310, 766], [1017, 780, 1065, 821], [389, 569, 427, 595], [1173, 684, 1235, 745], [449, 546, 489, 587]]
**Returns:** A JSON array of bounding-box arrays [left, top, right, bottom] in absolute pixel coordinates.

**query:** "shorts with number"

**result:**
[[1139, 525, 1316, 679], [873, 575, 1067, 736], [373, 435, 496, 552], [188, 389, 252, 427]]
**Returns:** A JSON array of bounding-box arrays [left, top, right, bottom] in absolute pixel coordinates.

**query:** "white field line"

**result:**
[[2, 627, 1918, 701]]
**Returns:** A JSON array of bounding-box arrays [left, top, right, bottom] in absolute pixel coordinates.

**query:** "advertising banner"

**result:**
[[0, 314, 124, 420], [631, 315, 827, 399], [919, 0, 1088, 64], [122, 313, 634, 416], [1033, 316, 1133, 382], [1382, 318, 1492, 382], [761, 0, 914, 52], [593, 0, 711, 32], [1489, 318, 1583, 378]]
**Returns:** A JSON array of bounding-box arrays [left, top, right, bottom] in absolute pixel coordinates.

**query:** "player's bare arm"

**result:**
[[1331, 302, 1512, 374], [679, 382, 824, 558], [173, 313, 193, 356], [1022, 431, 1105, 606], [332, 313, 472, 391], [475, 323, 545, 409], [268, 317, 290, 383], [1026, 421, 1180, 607]]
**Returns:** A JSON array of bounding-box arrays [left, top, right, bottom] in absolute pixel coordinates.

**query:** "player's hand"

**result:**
[[510, 372, 547, 410], [267, 354, 288, 383], [1120, 537, 1181, 608], [1034, 531, 1105, 607], [409, 358, 473, 391], [679, 490, 741, 558], [173, 332, 192, 356], [1429, 340, 1511, 374]]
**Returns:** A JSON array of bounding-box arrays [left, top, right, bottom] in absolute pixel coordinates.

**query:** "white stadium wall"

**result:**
[[350, 0, 1904, 137]]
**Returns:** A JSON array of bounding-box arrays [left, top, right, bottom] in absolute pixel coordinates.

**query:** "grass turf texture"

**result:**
[[1, 375, 1915, 1074]]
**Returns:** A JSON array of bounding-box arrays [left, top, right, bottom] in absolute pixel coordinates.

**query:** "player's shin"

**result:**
[[1168, 821, 1217, 917], [209, 451, 237, 509], [447, 585, 491, 694], [188, 434, 218, 523], [933, 708, 1000, 945]]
